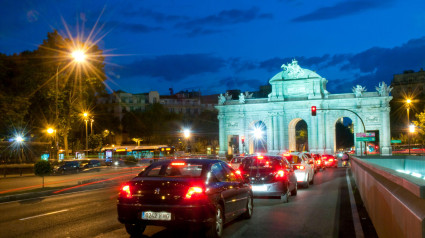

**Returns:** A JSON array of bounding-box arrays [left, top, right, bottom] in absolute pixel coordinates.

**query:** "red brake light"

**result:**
[[185, 186, 204, 199], [171, 162, 185, 166], [235, 170, 242, 175], [275, 170, 285, 178], [257, 155, 264, 159], [329, 159, 334, 162], [120, 184, 132, 198], [296, 165, 305, 170]]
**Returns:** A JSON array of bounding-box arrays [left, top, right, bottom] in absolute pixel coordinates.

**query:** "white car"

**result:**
[[284, 152, 315, 188]]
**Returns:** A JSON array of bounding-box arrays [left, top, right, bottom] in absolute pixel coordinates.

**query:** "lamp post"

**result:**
[[47, 127, 57, 160], [406, 99, 412, 155], [409, 124, 415, 155], [15, 135, 24, 164], [183, 129, 191, 153], [83, 112, 89, 152]]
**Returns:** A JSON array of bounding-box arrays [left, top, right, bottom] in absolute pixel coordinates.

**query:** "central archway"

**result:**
[[288, 118, 308, 151], [249, 120, 267, 153]]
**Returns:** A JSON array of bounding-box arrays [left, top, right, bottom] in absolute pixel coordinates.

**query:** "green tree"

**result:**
[[34, 160, 52, 188], [413, 111, 425, 146]]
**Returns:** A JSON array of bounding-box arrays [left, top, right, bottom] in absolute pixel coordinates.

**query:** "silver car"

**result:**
[[284, 152, 314, 188]]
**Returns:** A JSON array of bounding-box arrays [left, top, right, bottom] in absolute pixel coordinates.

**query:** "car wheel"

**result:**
[[206, 204, 224, 238], [291, 183, 298, 196], [242, 195, 253, 219], [125, 223, 146, 236], [304, 175, 310, 188], [280, 191, 289, 203]]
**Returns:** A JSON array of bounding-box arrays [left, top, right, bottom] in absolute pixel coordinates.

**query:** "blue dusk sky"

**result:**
[[1, 0, 425, 96]]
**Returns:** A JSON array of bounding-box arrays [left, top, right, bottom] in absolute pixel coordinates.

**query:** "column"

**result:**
[[218, 114, 227, 156], [273, 113, 279, 152], [267, 113, 273, 152], [324, 111, 332, 154], [310, 112, 318, 153], [279, 112, 285, 152], [239, 113, 246, 154], [381, 108, 392, 156], [317, 111, 325, 154]]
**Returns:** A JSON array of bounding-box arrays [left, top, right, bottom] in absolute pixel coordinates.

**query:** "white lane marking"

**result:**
[[346, 170, 364, 238], [19, 209, 69, 221]]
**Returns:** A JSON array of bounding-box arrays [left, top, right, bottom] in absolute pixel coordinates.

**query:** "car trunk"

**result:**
[[129, 177, 205, 205]]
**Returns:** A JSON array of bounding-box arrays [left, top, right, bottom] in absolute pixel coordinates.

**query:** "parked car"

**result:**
[[52, 160, 81, 174], [284, 152, 314, 188], [239, 154, 297, 202], [229, 156, 246, 170], [79, 159, 101, 172], [321, 154, 337, 168], [117, 159, 253, 237]]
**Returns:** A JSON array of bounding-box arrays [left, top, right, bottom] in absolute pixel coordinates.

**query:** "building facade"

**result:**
[[216, 60, 393, 156]]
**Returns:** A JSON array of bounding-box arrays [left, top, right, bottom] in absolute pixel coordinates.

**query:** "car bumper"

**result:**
[[294, 171, 308, 183], [250, 181, 287, 196], [117, 202, 215, 226]]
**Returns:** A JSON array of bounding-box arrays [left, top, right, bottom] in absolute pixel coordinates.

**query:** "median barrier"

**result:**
[[351, 156, 425, 238]]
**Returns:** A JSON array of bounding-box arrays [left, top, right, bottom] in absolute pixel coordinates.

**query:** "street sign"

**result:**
[[356, 137, 375, 142], [391, 140, 402, 144], [356, 132, 375, 138]]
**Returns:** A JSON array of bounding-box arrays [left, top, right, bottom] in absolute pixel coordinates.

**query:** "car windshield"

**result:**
[[241, 156, 280, 174], [141, 161, 205, 178]]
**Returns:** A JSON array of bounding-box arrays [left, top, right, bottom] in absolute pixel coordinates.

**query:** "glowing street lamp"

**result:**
[[183, 129, 191, 139], [82, 112, 89, 152], [72, 50, 87, 63], [253, 127, 263, 140], [15, 135, 24, 142]]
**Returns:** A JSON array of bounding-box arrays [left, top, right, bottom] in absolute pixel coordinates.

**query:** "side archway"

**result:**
[[288, 118, 308, 151]]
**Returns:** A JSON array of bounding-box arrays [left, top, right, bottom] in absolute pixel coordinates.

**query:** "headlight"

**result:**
[[114, 161, 119, 166]]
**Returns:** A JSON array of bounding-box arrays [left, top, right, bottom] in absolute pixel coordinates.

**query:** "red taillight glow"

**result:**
[[235, 170, 242, 175], [120, 184, 132, 198], [171, 162, 185, 166], [316, 160, 321, 164], [329, 159, 334, 162], [257, 155, 264, 159], [275, 170, 285, 178], [185, 186, 204, 199], [296, 165, 305, 170]]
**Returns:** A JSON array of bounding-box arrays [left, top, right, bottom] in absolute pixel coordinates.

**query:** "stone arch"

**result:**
[[332, 116, 355, 153], [248, 120, 268, 154], [288, 118, 309, 151]]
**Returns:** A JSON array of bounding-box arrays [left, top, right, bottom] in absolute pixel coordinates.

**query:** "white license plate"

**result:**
[[142, 211, 172, 221], [252, 185, 268, 191]]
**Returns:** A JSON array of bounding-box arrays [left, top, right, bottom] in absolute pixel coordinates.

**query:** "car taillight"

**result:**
[[329, 159, 334, 162], [316, 160, 321, 164], [120, 184, 132, 198], [185, 186, 204, 199], [296, 165, 305, 170], [235, 170, 242, 176], [275, 170, 285, 178]]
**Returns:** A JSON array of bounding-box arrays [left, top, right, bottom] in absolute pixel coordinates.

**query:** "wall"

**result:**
[[351, 157, 425, 238]]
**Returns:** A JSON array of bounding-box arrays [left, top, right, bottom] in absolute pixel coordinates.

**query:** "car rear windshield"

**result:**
[[141, 162, 205, 178], [284, 155, 303, 164], [241, 156, 280, 173]]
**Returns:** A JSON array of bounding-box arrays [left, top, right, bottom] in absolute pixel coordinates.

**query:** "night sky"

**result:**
[[1, 0, 425, 96]]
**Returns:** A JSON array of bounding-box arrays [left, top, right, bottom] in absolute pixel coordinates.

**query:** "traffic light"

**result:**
[[311, 106, 317, 116], [241, 136, 245, 144]]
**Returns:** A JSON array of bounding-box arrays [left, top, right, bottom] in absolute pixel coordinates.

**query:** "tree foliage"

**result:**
[[34, 160, 52, 188]]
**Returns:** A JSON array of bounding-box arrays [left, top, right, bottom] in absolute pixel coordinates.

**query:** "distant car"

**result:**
[[117, 159, 253, 237], [298, 152, 318, 173], [310, 154, 324, 171], [321, 154, 337, 168], [239, 154, 297, 202], [229, 156, 246, 170], [52, 160, 81, 174], [284, 152, 314, 188]]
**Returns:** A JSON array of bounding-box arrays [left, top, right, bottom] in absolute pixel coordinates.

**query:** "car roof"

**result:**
[[151, 158, 223, 165]]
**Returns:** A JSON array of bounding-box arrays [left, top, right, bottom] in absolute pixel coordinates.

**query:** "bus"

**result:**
[[101, 145, 175, 165]]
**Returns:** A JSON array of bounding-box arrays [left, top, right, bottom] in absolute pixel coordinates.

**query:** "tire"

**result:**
[[280, 191, 289, 203], [125, 223, 146, 236], [304, 175, 310, 188], [242, 195, 253, 219], [206, 204, 224, 238], [291, 183, 298, 196]]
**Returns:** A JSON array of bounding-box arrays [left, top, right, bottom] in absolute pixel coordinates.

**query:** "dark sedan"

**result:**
[[238, 155, 297, 202], [117, 159, 253, 237]]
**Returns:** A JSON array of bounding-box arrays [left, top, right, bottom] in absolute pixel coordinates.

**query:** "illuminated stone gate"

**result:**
[[216, 60, 393, 156]]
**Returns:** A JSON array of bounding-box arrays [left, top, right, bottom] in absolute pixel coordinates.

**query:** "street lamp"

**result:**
[[409, 124, 416, 155], [46, 127, 58, 160], [183, 129, 191, 153], [83, 112, 89, 152], [14, 135, 24, 163]]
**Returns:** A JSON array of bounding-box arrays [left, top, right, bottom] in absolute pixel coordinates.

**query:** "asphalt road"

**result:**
[[0, 167, 377, 238]]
